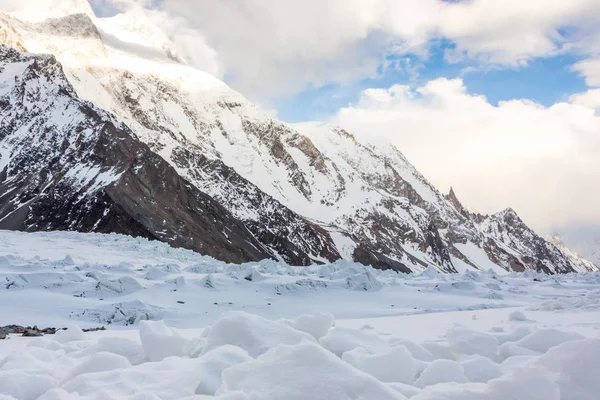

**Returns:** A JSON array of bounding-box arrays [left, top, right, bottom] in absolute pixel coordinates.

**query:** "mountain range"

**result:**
[[0, 0, 597, 273]]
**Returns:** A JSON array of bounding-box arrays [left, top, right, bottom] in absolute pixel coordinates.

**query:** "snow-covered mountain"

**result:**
[[547, 227, 600, 269], [0, 46, 276, 264], [0, 1, 596, 273]]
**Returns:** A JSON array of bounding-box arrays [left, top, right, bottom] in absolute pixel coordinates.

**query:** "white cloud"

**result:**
[[573, 58, 600, 87], [100, 0, 600, 99], [333, 78, 600, 232], [438, 0, 600, 65], [150, 0, 394, 97], [570, 88, 600, 111], [4, 0, 600, 98]]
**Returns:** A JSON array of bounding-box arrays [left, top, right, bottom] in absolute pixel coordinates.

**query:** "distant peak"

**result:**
[[446, 186, 466, 214], [448, 186, 457, 200], [545, 233, 565, 246], [501, 207, 517, 216], [493, 207, 522, 224]]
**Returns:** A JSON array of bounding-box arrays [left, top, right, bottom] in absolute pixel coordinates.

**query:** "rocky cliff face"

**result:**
[[0, 46, 273, 264], [0, 3, 596, 273]]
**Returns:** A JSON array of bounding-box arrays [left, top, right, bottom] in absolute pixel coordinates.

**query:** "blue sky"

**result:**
[[273, 49, 589, 123], [88, 1, 596, 124]]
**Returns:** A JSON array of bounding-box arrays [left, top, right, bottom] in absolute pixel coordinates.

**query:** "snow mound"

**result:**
[[346, 270, 383, 291], [515, 329, 584, 353], [319, 327, 388, 356], [62, 352, 131, 383], [73, 337, 146, 365], [508, 310, 528, 321], [219, 341, 407, 400], [414, 359, 469, 388], [139, 320, 189, 362], [533, 338, 600, 400], [344, 345, 421, 384], [460, 356, 502, 383], [280, 312, 335, 340], [446, 326, 498, 358], [202, 312, 315, 358], [194, 346, 253, 396], [390, 339, 436, 362], [0, 370, 57, 400]]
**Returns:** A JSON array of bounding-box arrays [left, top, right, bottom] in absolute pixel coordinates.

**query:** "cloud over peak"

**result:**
[[333, 78, 600, 231]]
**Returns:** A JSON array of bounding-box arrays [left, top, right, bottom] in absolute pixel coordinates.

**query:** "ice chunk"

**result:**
[[533, 338, 600, 400], [493, 326, 533, 344], [220, 341, 407, 399], [73, 337, 147, 365], [139, 320, 189, 362], [202, 312, 315, 358], [387, 382, 421, 398], [54, 326, 86, 344], [460, 355, 502, 383], [411, 371, 560, 399], [243, 269, 266, 282], [320, 327, 388, 357], [194, 345, 253, 395], [280, 312, 335, 339], [446, 326, 498, 358], [341, 346, 371, 367], [199, 274, 215, 289], [498, 343, 540, 361], [515, 329, 584, 353], [62, 255, 75, 265], [508, 311, 528, 321], [345, 345, 421, 384], [346, 270, 383, 291], [63, 352, 131, 383], [390, 339, 436, 361], [419, 265, 439, 278], [196, 393, 249, 400], [414, 359, 469, 388], [421, 341, 455, 360], [0, 370, 57, 399]]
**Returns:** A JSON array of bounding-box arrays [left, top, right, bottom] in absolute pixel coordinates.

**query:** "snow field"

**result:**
[[0, 231, 599, 399]]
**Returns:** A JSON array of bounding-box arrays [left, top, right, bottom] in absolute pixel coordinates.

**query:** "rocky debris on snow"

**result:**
[[22, 328, 43, 337], [0, 325, 106, 338], [83, 327, 107, 333]]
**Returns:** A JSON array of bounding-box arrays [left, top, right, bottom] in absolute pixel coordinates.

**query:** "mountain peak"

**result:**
[[446, 186, 470, 217], [11, 0, 95, 22], [447, 186, 460, 205]]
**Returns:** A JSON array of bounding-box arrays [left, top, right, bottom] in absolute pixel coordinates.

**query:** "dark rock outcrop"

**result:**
[[0, 46, 272, 264]]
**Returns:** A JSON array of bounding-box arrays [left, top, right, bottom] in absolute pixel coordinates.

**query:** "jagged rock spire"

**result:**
[[447, 186, 463, 210]]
